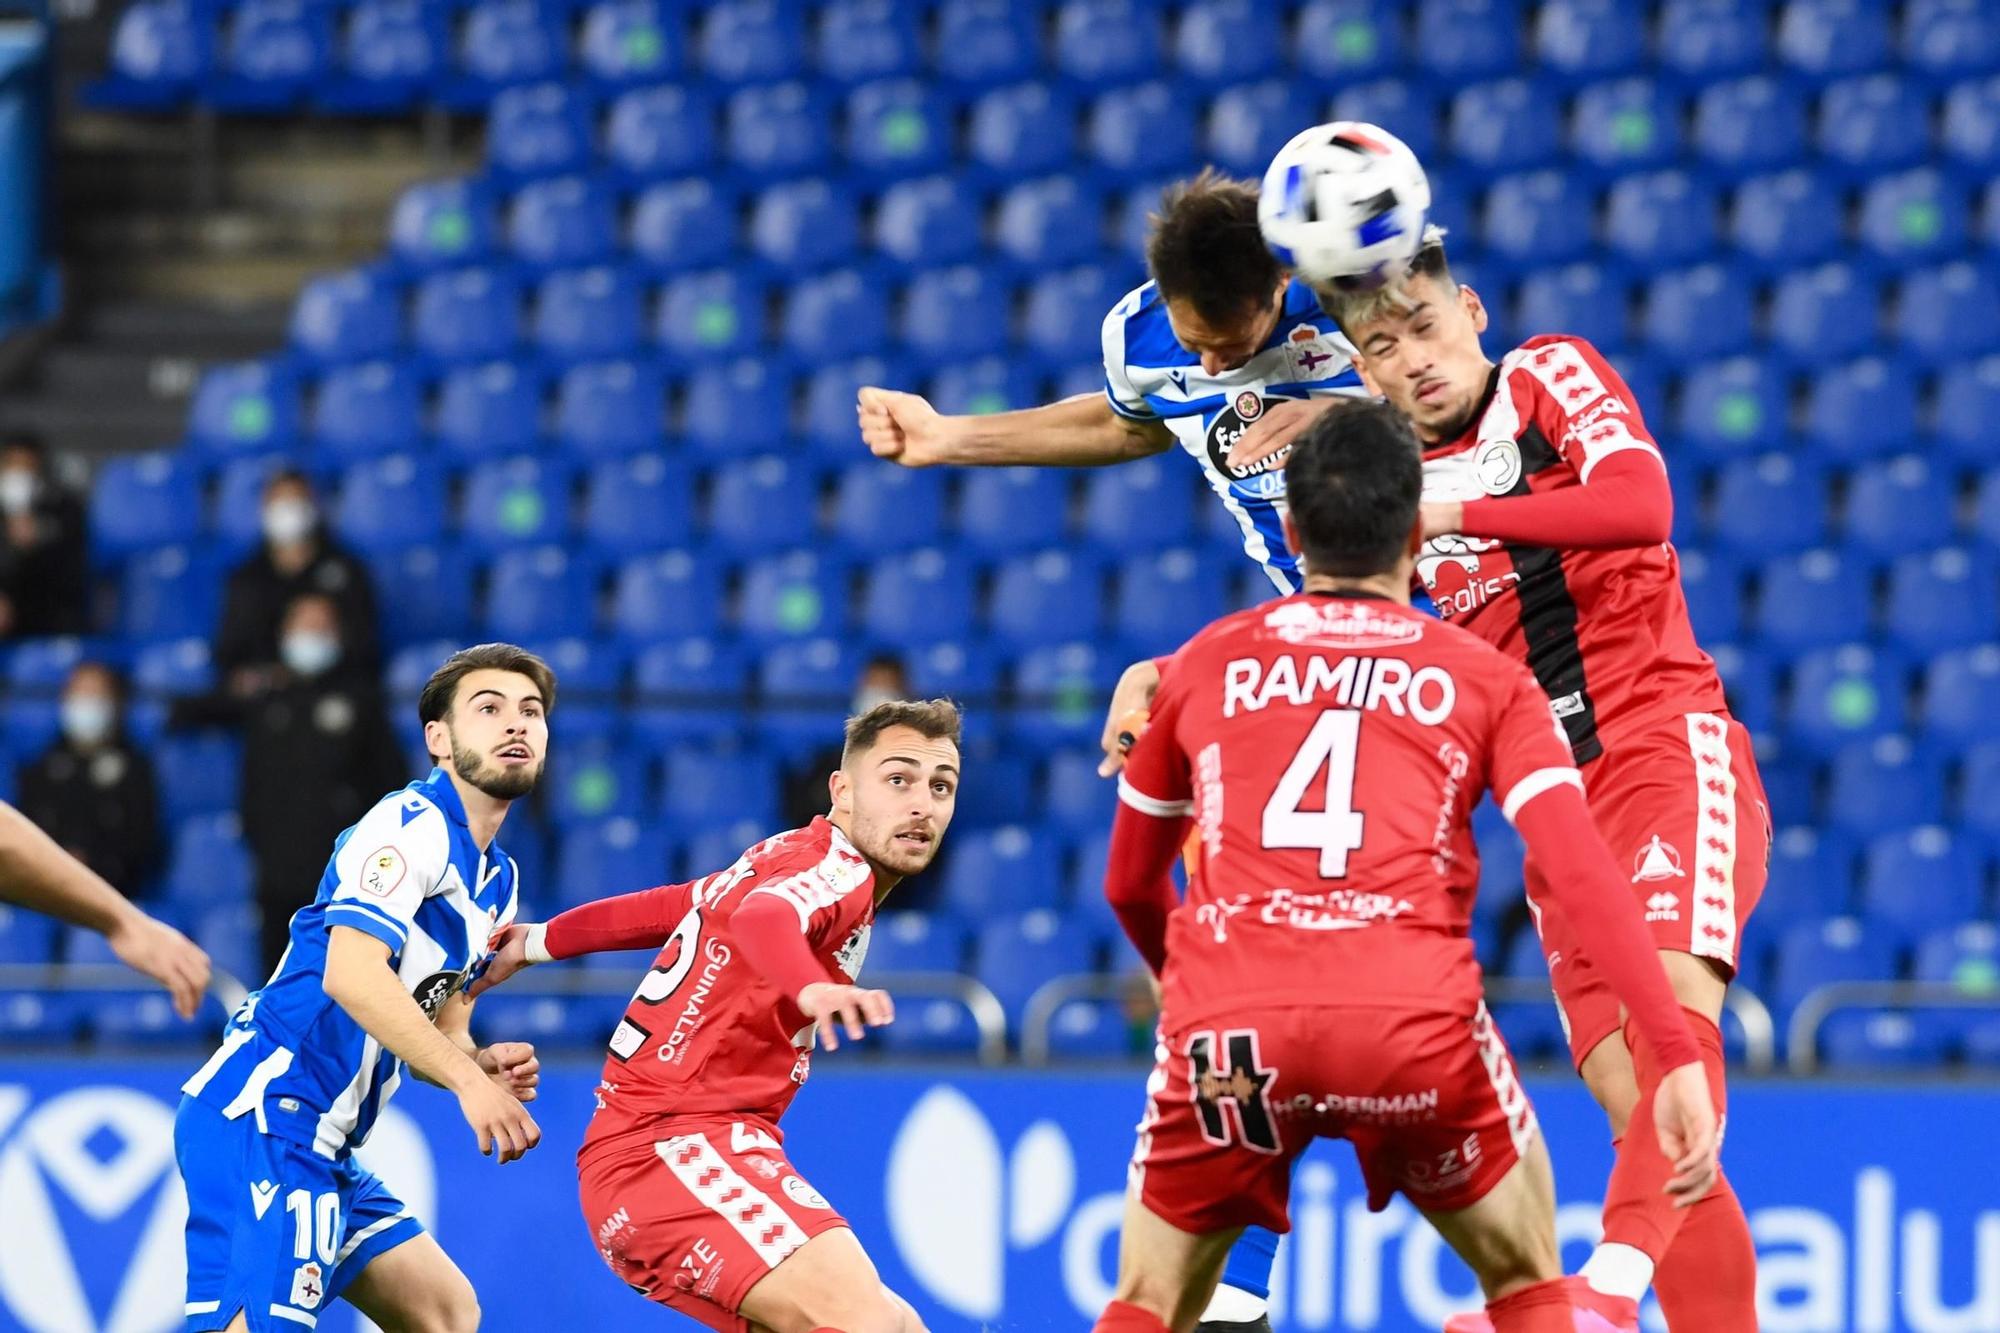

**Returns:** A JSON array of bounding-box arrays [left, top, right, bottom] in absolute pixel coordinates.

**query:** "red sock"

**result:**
[[1653, 1168, 1760, 1332], [1484, 1277, 1576, 1333], [1600, 1008, 1705, 1260], [1093, 1299, 1173, 1333]]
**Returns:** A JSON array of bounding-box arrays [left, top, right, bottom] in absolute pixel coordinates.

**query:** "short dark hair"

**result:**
[[418, 643, 557, 725], [840, 698, 962, 767], [1146, 168, 1283, 326], [1283, 400, 1423, 578]]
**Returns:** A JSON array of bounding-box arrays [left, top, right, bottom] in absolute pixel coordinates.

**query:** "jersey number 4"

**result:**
[[1262, 710, 1367, 878]]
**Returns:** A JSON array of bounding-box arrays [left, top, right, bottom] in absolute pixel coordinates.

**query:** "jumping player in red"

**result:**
[[1231, 235, 1767, 1330], [1095, 400, 1717, 1333], [471, 700, 962, 1333]]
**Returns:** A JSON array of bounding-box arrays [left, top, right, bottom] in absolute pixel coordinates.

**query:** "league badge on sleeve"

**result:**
[[362, 846, 407, 897]]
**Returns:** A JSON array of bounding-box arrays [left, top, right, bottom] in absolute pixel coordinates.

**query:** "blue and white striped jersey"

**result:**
[[1102, 277, 1369, 592], [182, 767, 520, 1159]]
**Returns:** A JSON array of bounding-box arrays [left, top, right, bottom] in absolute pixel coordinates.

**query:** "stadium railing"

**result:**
[[1785, 981, 2000, 1074]]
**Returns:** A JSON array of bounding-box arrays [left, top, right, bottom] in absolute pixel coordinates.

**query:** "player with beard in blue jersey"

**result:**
[[859, 170, 1366, 1333], [173, 643, 552, 1333]]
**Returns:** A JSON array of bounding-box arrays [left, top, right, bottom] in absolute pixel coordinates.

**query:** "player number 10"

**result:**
[[1261, 710, 1367, 878], [285, 1189, 340, 1265]]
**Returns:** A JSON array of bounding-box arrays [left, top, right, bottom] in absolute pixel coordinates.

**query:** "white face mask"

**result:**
[[60, 696, 115, 747], [0, 470, 37, 514], [852, 687, 900, 716], [282, 631, 340, 677], [263, 498, 317, 546]]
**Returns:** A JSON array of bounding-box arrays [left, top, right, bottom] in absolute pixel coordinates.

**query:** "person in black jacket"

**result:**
[[0, 433, 89, 638], [16, 661, 163, 895], [213, 469, 381, 694], [176, 593, 409, 971]]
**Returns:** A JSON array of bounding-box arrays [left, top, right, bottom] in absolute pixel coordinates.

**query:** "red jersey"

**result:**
[[1118, 591, 1583, 1028], [1416, 334, 1726, 762], [576, 818, 876, 1163]]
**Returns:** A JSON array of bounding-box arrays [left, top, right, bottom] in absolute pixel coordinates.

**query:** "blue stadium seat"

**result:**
[[90, 452, 201, 557], [507, 176, 617, 272], [461, 454, 572, 552], [1802, 356, 1919, 461], [994, 177, 1103, 270], [1042, 749, 1119, 839], [1413, 0, 1520, 82], [1960, 742, 2000, 839], [582, 455, 691, 561], [630, 637, 750, 745], [486, 83, 594, 181], [1753, 549, 1870, 649], [945, 828, 1067, 919], [434, 360, 540, 460], [1818, 1010, 1950, 1071], [0, 903, 58, 966], [1449, 79, 1563, 178], [1914, 920, 2000, 994], [1677, 549, 1744, 644], [1042, 997, 1140, 1060], [627, 180, 733, 278], [1844, 456, 1952, 558], [843, 79, 952, 180], [1919, 643, 2000, 744], [1785, 644, 1909, 756], [5, 636, 101, 692], [388, 178, 499, 273], [1640, 264, 1754, 363], [122, 546, 222, 642], [214, 0, 330, 110], [1294, 1, 1405, 82], [1827, 736, 1947, 837], [750, 179, 861, 276], [1087, 83, 1197, 181], [163, 813, 254, 912], [725, 81, 831, 175], [554, 817, 673, 909], [484, 547, 598, 641], [1051, 0, 1161, 87], [1569, 77, 1683, 176], [1205, 80, 1322, 179], [1889, 550, 1997, 657], [1942, 73, 2000, 174], [928, 359, 1044, 419], [1081, 458, 1196, 562], [1023, 266, 1127, 367], [901, 266, 1012, 365], [1172, 0, 1277, 86], [802, 354, 911, 454], [865, 909, 970, 974], [578, 0, 679, 91], [659, 747, 777, 836], [291, 268, 401, 365], [1328, 78, 1441, 163], [471, 993, 620, 1050], [781, 268, 892, 366], [151, 730, 239, 828], [608, 548, 721, 643], [966, 83, 1076, 179], [312, 360, 422, 460], [738, 551, 847, 642], [1858, 167, 1970, 264], [452, 0, 563, 102], [1481, 171, 1596, 263], [1010, 641, 1128, 748], [1974, 469, 2000, 549], [696, 0, 804, 86], [989, 551, 1104, 647], [1511, 264, 1630, 352], [1605, 170, 1719, 267], [707, 456, 817, 556], [1896, 262, 2000, 365], [1534, 0, 1646, 82], [1818, 74, 1936, 182], [606, 86, 717, 182], [1778, 0, 1893, 79], [1935, 356, 2000, 467], [533, 268, 644, 366], [332, 453, 446, 553], [1763, 825, 1857, 927], [873, 175, 982, 271], [933, 0, 1039, 88], [189, 362, 299, 458], [552, 359, 662, 458], [1772, 915, 1901, 1015], [1904, 0, 2000, 75], [1768, 263, 1882, 365], [1728, 170, 1846, 272], [1676, 358, 1787, 463], [411, 267, 522, 367], [1692, 76, 1810, 176], [1861, 826, 1985, 931], [101, 0, 211, 108], [815, 2, 920, 85], [859, 548, 976, 646], [367, 546, 475, 649], [131, 636, 214, 701], [680, 356, 792, 458], [832, 468, 946, 556], [658, 270, 766, 362], [758, 638, 863, 753], [939, 743, 1032, 829], [0, 990, 85, 1044], [547, 740, 649, 827]]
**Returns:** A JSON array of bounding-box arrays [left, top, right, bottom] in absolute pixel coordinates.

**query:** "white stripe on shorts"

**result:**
[[183, 1301, 221, 1316], [1471, 1001, 1539, 1158], [334, 1210, 412, 1266], [656, 1134, 808, 1269], [1685, 712, 1739, 966]]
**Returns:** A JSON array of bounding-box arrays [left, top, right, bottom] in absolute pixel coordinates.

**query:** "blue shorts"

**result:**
[[175, 1096, 424, 1332]]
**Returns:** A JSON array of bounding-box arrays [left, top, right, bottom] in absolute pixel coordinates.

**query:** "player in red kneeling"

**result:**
[[473, 700, 962, 1333], [1233, 234, 1768, 1331], [1094, 400, 1717, 1333]]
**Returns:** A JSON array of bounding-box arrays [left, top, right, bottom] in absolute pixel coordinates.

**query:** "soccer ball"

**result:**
[[1257, 121, 1431, 289]]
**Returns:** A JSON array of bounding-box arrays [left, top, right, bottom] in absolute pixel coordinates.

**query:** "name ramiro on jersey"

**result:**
[[1222, 654, 1458, 724]]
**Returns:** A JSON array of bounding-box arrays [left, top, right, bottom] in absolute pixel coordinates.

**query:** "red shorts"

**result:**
[[577, 1116, 850, 1332], [1131, 1002, 1539, 1235], [1525, 711, 1771, 1069]]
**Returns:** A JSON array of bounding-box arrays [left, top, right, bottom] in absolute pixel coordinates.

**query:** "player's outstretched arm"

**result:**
[[733, 891, 893, 1051], [0, 800, 212, 1017], [1098, 657, 1163, 777], [468, 879, 705, 998], [323, 926, 541, 1163], [859, 386, 1172, 469]]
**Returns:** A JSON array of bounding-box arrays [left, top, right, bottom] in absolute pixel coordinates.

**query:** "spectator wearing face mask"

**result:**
[[781, 653, 913, 831], [0, 432, 89, 638], [213, 469, 381, 696], [175, 593, 407, 970], [16, 662, 163, 895]]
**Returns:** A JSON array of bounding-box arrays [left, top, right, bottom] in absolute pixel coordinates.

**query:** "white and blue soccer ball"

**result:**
[[1258, 121, 1432, 288]]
